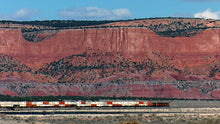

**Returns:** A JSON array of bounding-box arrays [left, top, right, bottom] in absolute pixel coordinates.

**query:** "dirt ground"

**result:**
[[1, 111, 220, 124]]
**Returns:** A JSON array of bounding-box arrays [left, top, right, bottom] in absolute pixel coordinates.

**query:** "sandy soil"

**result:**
[[1, 107, 220, 124]]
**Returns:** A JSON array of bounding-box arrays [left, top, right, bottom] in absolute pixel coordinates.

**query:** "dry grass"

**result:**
[[189, 117, 220, 124], [119, 120, 141, 124]]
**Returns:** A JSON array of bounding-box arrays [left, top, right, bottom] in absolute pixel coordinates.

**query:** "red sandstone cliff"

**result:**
[[1, 25, 220, 81], [0, 18, 220, 98]]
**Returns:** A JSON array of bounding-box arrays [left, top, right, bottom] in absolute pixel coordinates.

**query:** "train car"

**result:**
[[0, 100, 169, 108], [151, 102, 170, 107]]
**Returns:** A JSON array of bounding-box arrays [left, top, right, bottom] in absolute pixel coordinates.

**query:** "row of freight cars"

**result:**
[[0, 101, 169, 108]]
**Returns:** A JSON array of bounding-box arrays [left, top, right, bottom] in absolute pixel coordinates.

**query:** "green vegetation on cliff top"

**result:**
[[0, 17, 209, 28], [0, 17, 215, 40]]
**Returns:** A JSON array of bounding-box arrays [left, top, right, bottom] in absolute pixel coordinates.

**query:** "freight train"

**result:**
[[0, 100, 169, 108]]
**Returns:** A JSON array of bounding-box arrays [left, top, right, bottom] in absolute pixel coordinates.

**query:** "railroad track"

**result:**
[[1, 108, 220, 116]]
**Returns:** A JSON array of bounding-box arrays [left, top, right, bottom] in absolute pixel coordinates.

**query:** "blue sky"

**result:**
[[0, 0, 220, 20]]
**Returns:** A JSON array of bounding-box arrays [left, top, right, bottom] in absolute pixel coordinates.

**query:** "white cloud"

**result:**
[[112, 8, 132, 19], [58, 7, 132, 20], [0, 8, 39, 21], [194, 9, 220, 19]]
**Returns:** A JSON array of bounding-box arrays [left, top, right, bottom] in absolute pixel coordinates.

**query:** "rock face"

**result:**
[[0, 81, 218, 99], [0, 18, 220, 98]]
